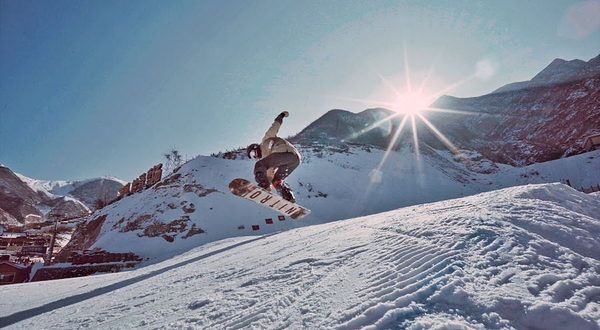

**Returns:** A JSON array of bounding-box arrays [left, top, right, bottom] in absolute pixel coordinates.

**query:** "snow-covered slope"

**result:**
[[61, 145, 600, 263], [1, 183, 599, 329]]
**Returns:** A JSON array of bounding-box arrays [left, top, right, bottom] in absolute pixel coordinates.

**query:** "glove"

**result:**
[[275, 111, 289, 123]]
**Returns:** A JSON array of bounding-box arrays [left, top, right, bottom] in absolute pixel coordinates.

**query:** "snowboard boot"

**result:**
[[273, 179, 295, 203], [255, 172, 271, 191]]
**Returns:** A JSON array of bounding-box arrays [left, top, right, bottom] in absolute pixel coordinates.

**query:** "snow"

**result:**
[[0, 233, 27, 238], [1, 183, 599, 329], [13, 173, 67, 199], [567, 90, 588, 100], [80, 147, 599, 260]]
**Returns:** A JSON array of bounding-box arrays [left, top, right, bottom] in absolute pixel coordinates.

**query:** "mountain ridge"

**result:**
[[15, 173, 126, 210], [292, 55, 599, 167], [0, 166, 127, 227], [492, 54, 600, 94]]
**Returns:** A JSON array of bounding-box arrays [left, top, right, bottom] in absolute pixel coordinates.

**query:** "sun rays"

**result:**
[[338, 51, 483, 212], [344, 58, 479, 172], [392, 91, 430, 115], [347, 74, 473, 178]]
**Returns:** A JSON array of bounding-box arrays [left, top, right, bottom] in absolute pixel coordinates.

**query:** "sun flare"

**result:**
[[334, 49, 480, 198], [393, 92, 430, 115], [338, 53, 483, 212]]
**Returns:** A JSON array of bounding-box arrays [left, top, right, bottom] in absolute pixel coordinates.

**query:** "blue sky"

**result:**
[[1, 0, 599, 181]]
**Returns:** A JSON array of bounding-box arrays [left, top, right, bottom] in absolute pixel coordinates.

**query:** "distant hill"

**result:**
[[0, 166, 126, 227], [16, 174, 127, 209], [290, 108, 398, 148]]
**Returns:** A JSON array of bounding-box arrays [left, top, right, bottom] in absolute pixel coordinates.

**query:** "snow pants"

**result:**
[[254, 152, 300, 188]]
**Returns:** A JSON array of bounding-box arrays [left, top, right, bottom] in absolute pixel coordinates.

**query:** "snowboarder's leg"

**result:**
[[272, 153, 300, 183], [272, 153, 300, 203], [254, 152, 299, 201], [254, 159, 272, 190], [274, 180, 295, 203]]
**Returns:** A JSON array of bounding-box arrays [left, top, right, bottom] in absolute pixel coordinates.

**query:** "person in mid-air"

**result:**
[[247, 111, 302, 203]]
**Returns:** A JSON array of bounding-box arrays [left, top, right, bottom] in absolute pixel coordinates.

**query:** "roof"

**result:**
[[0, 233, 27, 239], [0, 261, 29, 270], [584, 134, 600, 144]]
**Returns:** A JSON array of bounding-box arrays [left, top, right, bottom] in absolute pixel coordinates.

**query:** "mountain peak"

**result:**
[[291, 108, 399, 148], [530, 57, 588, 83], [358, 107, 394, 116], [492, 54, 600, 94], [589, 53, 600, 65]]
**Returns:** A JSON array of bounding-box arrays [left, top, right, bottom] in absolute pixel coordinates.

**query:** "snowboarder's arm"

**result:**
[[262, 111, 289, 141]]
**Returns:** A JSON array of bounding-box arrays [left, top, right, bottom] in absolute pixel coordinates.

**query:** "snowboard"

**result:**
[[229, 178, 311, 219]]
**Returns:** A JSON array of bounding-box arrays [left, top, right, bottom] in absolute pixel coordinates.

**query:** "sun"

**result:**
[[393, 92, 430, 114]]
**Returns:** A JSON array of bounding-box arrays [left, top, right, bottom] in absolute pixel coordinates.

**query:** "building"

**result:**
[[0, 261, 31, 285], [583, 134, 600, 152], [0, 233, 48, 263]]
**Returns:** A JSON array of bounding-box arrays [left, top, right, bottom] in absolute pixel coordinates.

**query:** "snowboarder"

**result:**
[[247, 111, 302, 203]]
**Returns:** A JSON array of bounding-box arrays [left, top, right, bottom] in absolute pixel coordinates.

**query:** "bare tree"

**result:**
[[164, 148, 183, 173], [93, 186, 110, 210]]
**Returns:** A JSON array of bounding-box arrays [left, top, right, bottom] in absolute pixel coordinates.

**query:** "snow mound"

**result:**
[[67, 147, 600, 264], [1, 183, 599, 329]]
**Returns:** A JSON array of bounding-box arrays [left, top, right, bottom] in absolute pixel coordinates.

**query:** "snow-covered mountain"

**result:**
[[56, 53, 600, 261], [16, 174, 127, 209], [5, 54, 595, 260], [0, 166, 127, 227], [2, 183, 599, 329]]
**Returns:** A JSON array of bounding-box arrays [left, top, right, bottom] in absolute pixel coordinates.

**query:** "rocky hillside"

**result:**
[[493, 54, 600, 93], [0, 165, 46, 225], [429, 78, 599, 165]]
